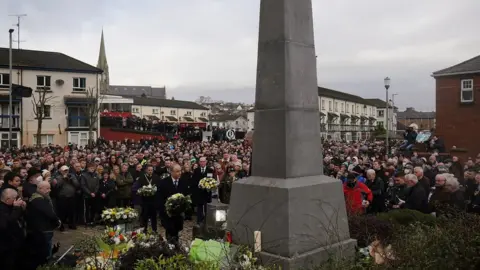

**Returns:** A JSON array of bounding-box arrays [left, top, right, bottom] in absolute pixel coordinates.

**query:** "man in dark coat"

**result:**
[[80, 163, 100, 225], [22, 168, 41, 200], [191, 157, 214, 225], [403, 174, 428, 213], [138, 165, 160, 233], [365, 169, 386, 214], [0, 188, 26, 270], [25, 181, 60, 269], [158, 164, 188, 242]]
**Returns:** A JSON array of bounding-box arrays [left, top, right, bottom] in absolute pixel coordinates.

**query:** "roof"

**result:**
[[397, 107, 435, 119], [209, 114, 246, 122], [318, 87, 374, 105], [109, 85, 166, 99], [0, 48, 102, 74], [432, 55, 480, 77], [364, 98, 398, 109], [131, 97, 208, 110]]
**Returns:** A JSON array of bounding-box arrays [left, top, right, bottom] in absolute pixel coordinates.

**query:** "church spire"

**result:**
[[97, 30, 109, 93]]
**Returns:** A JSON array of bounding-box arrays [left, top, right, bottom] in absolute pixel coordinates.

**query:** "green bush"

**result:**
[[376, 209, 436, 227], [348, 215, 394, 247]]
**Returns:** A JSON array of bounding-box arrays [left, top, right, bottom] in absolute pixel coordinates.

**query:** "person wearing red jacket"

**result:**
[[343, 173, 373, 215]]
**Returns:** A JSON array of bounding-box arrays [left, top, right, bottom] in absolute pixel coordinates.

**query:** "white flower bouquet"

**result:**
[[165, 193, 192, 217], [101, 207, 138, 224], [199, 177, 218, 191], [137, 184, 157, 197]]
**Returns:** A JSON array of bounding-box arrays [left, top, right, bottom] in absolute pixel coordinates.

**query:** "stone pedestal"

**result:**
[[226, 0, 356, 268]]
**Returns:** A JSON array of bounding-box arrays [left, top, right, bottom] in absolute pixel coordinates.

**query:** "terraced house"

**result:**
[[0, 48, 103, 146], [318, 87, 377, 141]]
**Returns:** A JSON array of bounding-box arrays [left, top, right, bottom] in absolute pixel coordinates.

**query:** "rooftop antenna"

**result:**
[[9, 14, 27, 49]]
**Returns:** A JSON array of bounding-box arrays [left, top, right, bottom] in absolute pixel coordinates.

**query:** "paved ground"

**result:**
[[53, 220, 195, 255]]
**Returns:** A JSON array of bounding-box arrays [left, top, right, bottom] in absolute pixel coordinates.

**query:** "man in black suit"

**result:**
[[191, 157, 214, 225], [158, 164, 188, 242], [138, 165, 160, 233]]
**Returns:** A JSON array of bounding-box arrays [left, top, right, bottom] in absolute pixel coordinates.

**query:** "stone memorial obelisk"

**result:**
[[226, 0, 356, 268]]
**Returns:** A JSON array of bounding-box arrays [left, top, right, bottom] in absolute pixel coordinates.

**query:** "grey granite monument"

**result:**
[[226, 0, 356, 269]]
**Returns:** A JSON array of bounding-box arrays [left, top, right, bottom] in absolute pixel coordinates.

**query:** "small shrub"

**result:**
[[376, 209, 436, 227], [118, 241, 185, 270], [348, 215, 394, 247]]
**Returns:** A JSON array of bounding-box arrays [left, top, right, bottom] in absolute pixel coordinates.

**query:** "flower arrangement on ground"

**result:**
[[102, 226, 130, 246], [137, 184, 157, 197], [101, 207, 138, 224], [165, 193, 192, 217], [198, 177, 218, 191]]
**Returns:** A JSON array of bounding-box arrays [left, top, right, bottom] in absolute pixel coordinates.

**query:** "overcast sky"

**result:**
[[2, 0, 479, 111]]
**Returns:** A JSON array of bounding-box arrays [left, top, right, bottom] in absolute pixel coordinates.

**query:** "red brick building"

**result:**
[[433, 55, 480, 159]]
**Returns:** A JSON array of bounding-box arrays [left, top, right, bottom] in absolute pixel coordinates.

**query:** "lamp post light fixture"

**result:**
[[384, 77, 391, 155]]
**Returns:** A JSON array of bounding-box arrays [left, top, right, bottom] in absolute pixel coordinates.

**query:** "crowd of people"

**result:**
[[0, 131, 476, 269], [0, 139, 251, 269], [324, 140, 480, 218]]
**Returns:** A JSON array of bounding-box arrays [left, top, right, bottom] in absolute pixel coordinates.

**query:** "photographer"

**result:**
[[55, 165, 79, 231]]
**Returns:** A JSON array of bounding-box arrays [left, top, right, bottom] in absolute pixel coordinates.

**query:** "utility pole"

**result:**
[[9, 14, 27, 49], [10, 14, 27, 86], [8, 29, 14, 149], [391, 93, 399, 135]]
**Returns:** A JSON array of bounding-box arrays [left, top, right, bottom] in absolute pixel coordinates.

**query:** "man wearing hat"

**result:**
[[343, 173, 373, 215], [23, 168, 41, 200]]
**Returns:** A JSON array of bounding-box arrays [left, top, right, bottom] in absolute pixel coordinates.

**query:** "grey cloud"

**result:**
[[1, 0, 480, 110]]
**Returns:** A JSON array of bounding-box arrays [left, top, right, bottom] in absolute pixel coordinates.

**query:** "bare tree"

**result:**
[[85, 87, 104, 147], [31, 88, 56, 147]]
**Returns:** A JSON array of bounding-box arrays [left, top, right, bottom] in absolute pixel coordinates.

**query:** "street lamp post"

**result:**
[[8, 29, 14, 149], [384, 77, 390, 155]]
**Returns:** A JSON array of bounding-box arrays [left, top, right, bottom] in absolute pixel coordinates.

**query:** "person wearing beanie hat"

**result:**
[[343, 172, 373, 215], [23, 168, 42, 200]]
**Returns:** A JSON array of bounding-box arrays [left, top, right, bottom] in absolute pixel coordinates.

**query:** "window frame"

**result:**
[[67, 106, 89, 127], [460, 79, 474, 103], [73, 77, 87, 92], [152, 108, 159, 114], [33, 134, 54, 146], [36, 75, 51, 90], [0, 73, 10, 88]]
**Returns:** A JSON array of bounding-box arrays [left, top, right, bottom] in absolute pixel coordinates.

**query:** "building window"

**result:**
[[0, 73, 9, 88], [73, 78, 86, 91], [68, 106, 89, 127], [377, 121, 384, 127], [334, 102, 338, 112], [378, 110, 384, 117], [346, 103, 349, 113], [132, 107, 139, 113], [186, 111, 192, 116], [36, 105, 51, 118], [356, 105, 359, 114], [341, 103, 344, 113], [200, 112, 206, 116], [321, 100, 325, 110], [351, 105, 354, 114], [235, 121, 239, 125], [152, 109, 159, 114], [170, 110, 176, 115], [33, 134, 54, 146], [69, 131, 88, 146], [461, 79, 474, 103], [36, 76, 51, 90], [328, 101, 332, 111]]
